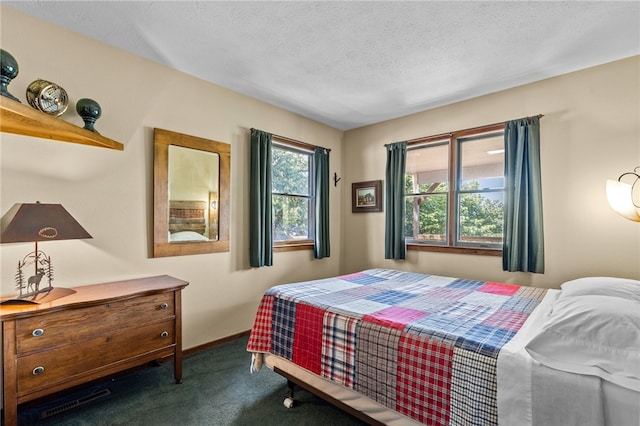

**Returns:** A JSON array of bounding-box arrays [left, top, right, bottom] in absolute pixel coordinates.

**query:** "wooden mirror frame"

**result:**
[[153, 128, 230, 257]]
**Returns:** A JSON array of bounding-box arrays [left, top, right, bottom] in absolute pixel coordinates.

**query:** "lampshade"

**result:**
[[1, 202, 92, 243], [606, 174, 640, 222]]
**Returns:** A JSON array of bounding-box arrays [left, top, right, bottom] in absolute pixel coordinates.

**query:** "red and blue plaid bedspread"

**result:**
[[247, 269, 547, 425]]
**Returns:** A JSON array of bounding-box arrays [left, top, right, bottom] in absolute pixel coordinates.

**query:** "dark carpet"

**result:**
[[19, 335, 366, 425]]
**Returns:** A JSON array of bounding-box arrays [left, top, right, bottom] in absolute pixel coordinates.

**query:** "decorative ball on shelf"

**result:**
[[76, 98, 102, 133], [0, 49, 21, 102]]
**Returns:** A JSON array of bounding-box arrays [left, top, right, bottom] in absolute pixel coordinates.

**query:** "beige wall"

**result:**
[[2, 7, 638, 351], [342, 55, 640, 288], [0, 7, 343, 349]]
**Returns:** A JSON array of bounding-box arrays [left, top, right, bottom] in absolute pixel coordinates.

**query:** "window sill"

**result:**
[[407, 243, 501, 257], [274, 241, 314, 252]]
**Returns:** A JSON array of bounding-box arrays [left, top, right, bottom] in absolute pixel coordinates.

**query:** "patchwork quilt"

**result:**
[[247, 269, 548, 425]]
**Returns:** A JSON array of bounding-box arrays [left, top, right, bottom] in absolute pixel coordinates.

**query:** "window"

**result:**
[[271, 140, 314, 246], [405, 128, 505, 253]]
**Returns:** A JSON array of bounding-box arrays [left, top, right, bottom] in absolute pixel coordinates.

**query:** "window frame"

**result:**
[[405, 123, 505, 256], [271, 138, 315, 252]]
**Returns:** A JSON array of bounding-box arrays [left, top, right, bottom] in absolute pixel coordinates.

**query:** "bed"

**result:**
[[247, 269, 640, 425], [168, 200, 209, 241]]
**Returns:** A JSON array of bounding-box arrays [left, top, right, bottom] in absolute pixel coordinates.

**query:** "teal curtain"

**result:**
[[503, 117, 545, 273], [385, 141, 407, 259], [249, 129, 273, 267], [314, 147, 330, 259]]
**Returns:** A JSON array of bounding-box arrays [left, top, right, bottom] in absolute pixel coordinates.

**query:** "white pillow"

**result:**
[[561, 277, 640, 301], [525, 294, 640, 391], [169, 231, 209, 242]]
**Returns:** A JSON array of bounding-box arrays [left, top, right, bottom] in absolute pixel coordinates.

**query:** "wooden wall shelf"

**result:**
[[0, 96, 124, 150]]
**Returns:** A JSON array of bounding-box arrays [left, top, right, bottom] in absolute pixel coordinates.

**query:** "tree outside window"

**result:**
[[272, 143, 314, 244], [405, 131, 505, 250]]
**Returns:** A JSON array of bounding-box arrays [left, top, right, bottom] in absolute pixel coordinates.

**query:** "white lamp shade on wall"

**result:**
[[606, 179, 640, 222]]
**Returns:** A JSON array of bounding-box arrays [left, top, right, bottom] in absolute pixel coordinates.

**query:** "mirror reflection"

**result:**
[[168, 145, 220, 242], [153, 128, 230, 258]]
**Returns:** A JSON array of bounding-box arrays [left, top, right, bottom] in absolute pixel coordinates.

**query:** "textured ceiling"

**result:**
[[4, 1, 640, 131]]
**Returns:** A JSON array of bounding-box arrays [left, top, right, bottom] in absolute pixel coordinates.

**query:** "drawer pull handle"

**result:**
[[160, 303, 169, 310], [32, 366, 45, 376], [160, 331, 169, 338], [32, 328, 44, 337]]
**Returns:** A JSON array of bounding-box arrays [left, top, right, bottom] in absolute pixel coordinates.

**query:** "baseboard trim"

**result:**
[[183, 330, 251, 357]]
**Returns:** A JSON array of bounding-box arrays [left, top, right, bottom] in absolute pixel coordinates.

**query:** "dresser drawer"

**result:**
[[16, 292, 175, 355], [17, 318, 175, 396]]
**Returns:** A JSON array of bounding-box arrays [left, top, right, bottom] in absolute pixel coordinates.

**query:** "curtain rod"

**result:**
[[386, 114, 545, 147], [250, 128, 331, 152]]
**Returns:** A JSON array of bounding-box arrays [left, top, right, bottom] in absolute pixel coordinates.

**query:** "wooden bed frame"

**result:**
[[264, 354, 422, 426], [275, 367, 386, 425]]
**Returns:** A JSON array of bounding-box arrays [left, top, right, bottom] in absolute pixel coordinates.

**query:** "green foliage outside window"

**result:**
[[459, 185, 504, 243], [272, 146, 312, 242], [405, 178, 503, 244]]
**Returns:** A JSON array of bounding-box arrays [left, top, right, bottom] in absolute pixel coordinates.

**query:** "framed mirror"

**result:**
[[153, 128, 230, 257]]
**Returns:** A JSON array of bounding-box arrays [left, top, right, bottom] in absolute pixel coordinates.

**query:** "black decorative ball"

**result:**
[[76, 98, 102, 132], [0, 49, 20, 102]]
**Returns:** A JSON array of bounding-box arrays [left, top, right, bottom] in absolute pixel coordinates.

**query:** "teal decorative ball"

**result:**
[[76, 98, 102, 132], [0, 49, 20, 102]]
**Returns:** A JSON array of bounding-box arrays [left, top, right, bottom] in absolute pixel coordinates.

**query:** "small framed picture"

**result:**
[[352, 180, 383, 213]]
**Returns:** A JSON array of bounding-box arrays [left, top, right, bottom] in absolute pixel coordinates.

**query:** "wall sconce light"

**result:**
[[210, 200, 218, 210], [0, 201, 92, 303], [606, 167, 640, 222]]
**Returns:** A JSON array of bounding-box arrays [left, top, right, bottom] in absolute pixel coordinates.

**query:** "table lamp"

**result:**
[[0, 201, 92, 303]]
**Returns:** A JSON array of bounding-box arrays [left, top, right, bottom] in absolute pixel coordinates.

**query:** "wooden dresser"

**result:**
[[0, 275, 188, 426]]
